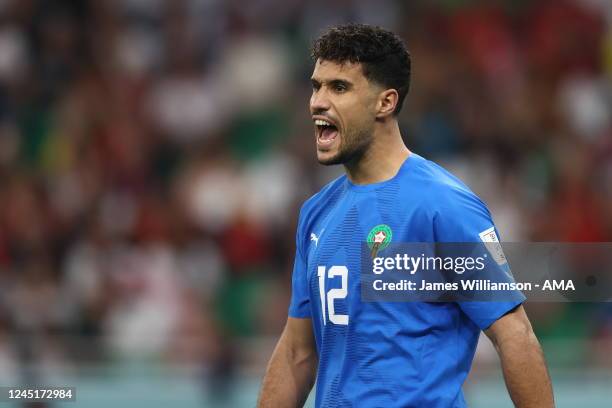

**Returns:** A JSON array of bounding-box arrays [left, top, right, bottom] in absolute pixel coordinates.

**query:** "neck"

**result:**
[[344, 120, 410, 185]]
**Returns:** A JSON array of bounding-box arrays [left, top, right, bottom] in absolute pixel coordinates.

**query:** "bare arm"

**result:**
[[258, 317, 318, 408], [484, 305, 554, 408]]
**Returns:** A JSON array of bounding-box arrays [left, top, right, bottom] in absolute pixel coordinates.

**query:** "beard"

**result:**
[[318, 125, 374, 166]]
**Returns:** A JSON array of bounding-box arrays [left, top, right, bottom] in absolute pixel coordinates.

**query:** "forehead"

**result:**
[[311, 59, 367, 83]]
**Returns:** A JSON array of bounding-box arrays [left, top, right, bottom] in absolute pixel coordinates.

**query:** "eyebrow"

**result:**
[[311, 78, 354, 89]]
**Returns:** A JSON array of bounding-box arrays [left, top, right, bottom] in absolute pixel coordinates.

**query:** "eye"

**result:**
[[333, 83, 347, 92]]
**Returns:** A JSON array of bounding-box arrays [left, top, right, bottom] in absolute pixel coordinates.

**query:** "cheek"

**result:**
[[339, 99, 371, 125], [349, 101, 376, 128]]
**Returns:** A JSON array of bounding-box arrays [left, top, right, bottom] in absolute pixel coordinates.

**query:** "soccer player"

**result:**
[[258, 24, 554, 407]]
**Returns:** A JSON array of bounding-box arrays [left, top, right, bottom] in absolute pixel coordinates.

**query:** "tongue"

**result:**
[[321, 127, 337, 140]]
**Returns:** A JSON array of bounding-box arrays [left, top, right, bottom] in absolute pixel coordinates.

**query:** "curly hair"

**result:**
[[311, 23, 411, 115]]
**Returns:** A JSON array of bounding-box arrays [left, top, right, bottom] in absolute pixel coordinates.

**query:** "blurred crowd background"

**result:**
[[0, 0, 611, 406]]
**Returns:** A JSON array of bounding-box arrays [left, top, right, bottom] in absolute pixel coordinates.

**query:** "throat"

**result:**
[[345, 148, 411, 185]]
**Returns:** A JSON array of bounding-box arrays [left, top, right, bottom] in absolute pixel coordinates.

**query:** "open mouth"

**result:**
[[315, 119, 339, 148]]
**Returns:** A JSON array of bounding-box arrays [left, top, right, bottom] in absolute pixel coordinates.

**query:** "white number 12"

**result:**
[[317, 265, 349, 326]]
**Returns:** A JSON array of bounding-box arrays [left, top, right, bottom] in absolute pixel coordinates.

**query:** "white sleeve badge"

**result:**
[[478, 226, 508, 266]]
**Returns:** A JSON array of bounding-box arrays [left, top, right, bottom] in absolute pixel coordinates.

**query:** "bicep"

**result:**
[[283, 317, 316, 355], [484, 305, 534, 347]]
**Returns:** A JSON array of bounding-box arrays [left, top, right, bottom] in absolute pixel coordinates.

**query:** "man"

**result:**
[[258, 24, 554, 407]]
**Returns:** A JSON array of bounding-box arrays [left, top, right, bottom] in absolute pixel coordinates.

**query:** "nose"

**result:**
[[310, 88, 331, 114]]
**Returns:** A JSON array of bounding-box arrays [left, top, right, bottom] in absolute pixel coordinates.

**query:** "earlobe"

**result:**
[[377, 89, 398, 118]]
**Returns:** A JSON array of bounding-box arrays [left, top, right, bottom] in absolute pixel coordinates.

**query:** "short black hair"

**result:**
[[311, 23, 411, 115]]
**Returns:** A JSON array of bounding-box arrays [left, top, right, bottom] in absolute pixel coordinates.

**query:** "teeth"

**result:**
[[315, 119, 332, 127]]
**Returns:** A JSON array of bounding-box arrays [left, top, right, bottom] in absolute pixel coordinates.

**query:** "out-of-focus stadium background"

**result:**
[[0, 0, 611, 406]]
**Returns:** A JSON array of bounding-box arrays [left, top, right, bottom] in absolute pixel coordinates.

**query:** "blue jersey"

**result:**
[[288, 153, 524, 407]]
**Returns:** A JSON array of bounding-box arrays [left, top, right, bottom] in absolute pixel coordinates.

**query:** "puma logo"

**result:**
[[310, 228, 325, 247]]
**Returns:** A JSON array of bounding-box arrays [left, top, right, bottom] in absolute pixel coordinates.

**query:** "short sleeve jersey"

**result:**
[[289, 153, 524, 407]]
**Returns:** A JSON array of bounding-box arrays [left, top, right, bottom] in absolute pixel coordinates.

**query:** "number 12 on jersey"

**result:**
[[317, 265, 349, 326]]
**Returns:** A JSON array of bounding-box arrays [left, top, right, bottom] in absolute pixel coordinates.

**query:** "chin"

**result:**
[[317, 150, 344, 166]]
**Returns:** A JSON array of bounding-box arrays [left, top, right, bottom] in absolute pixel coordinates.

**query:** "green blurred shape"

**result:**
[[228, 109, 289, 161], [215, 272, 269, 337], [20, 108, 52, 166], [533, 303, 595, 367]]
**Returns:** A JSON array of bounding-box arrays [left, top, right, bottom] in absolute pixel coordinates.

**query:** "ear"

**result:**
[[376, 89, 399, 118]]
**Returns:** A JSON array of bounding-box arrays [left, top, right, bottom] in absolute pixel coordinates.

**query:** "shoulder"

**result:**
[[293, 174, 346, 255], [396, 155, 495, 242], [405, 155, 498, 241], [298, 174, 347, 222], [404, 154, 490, 217]]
